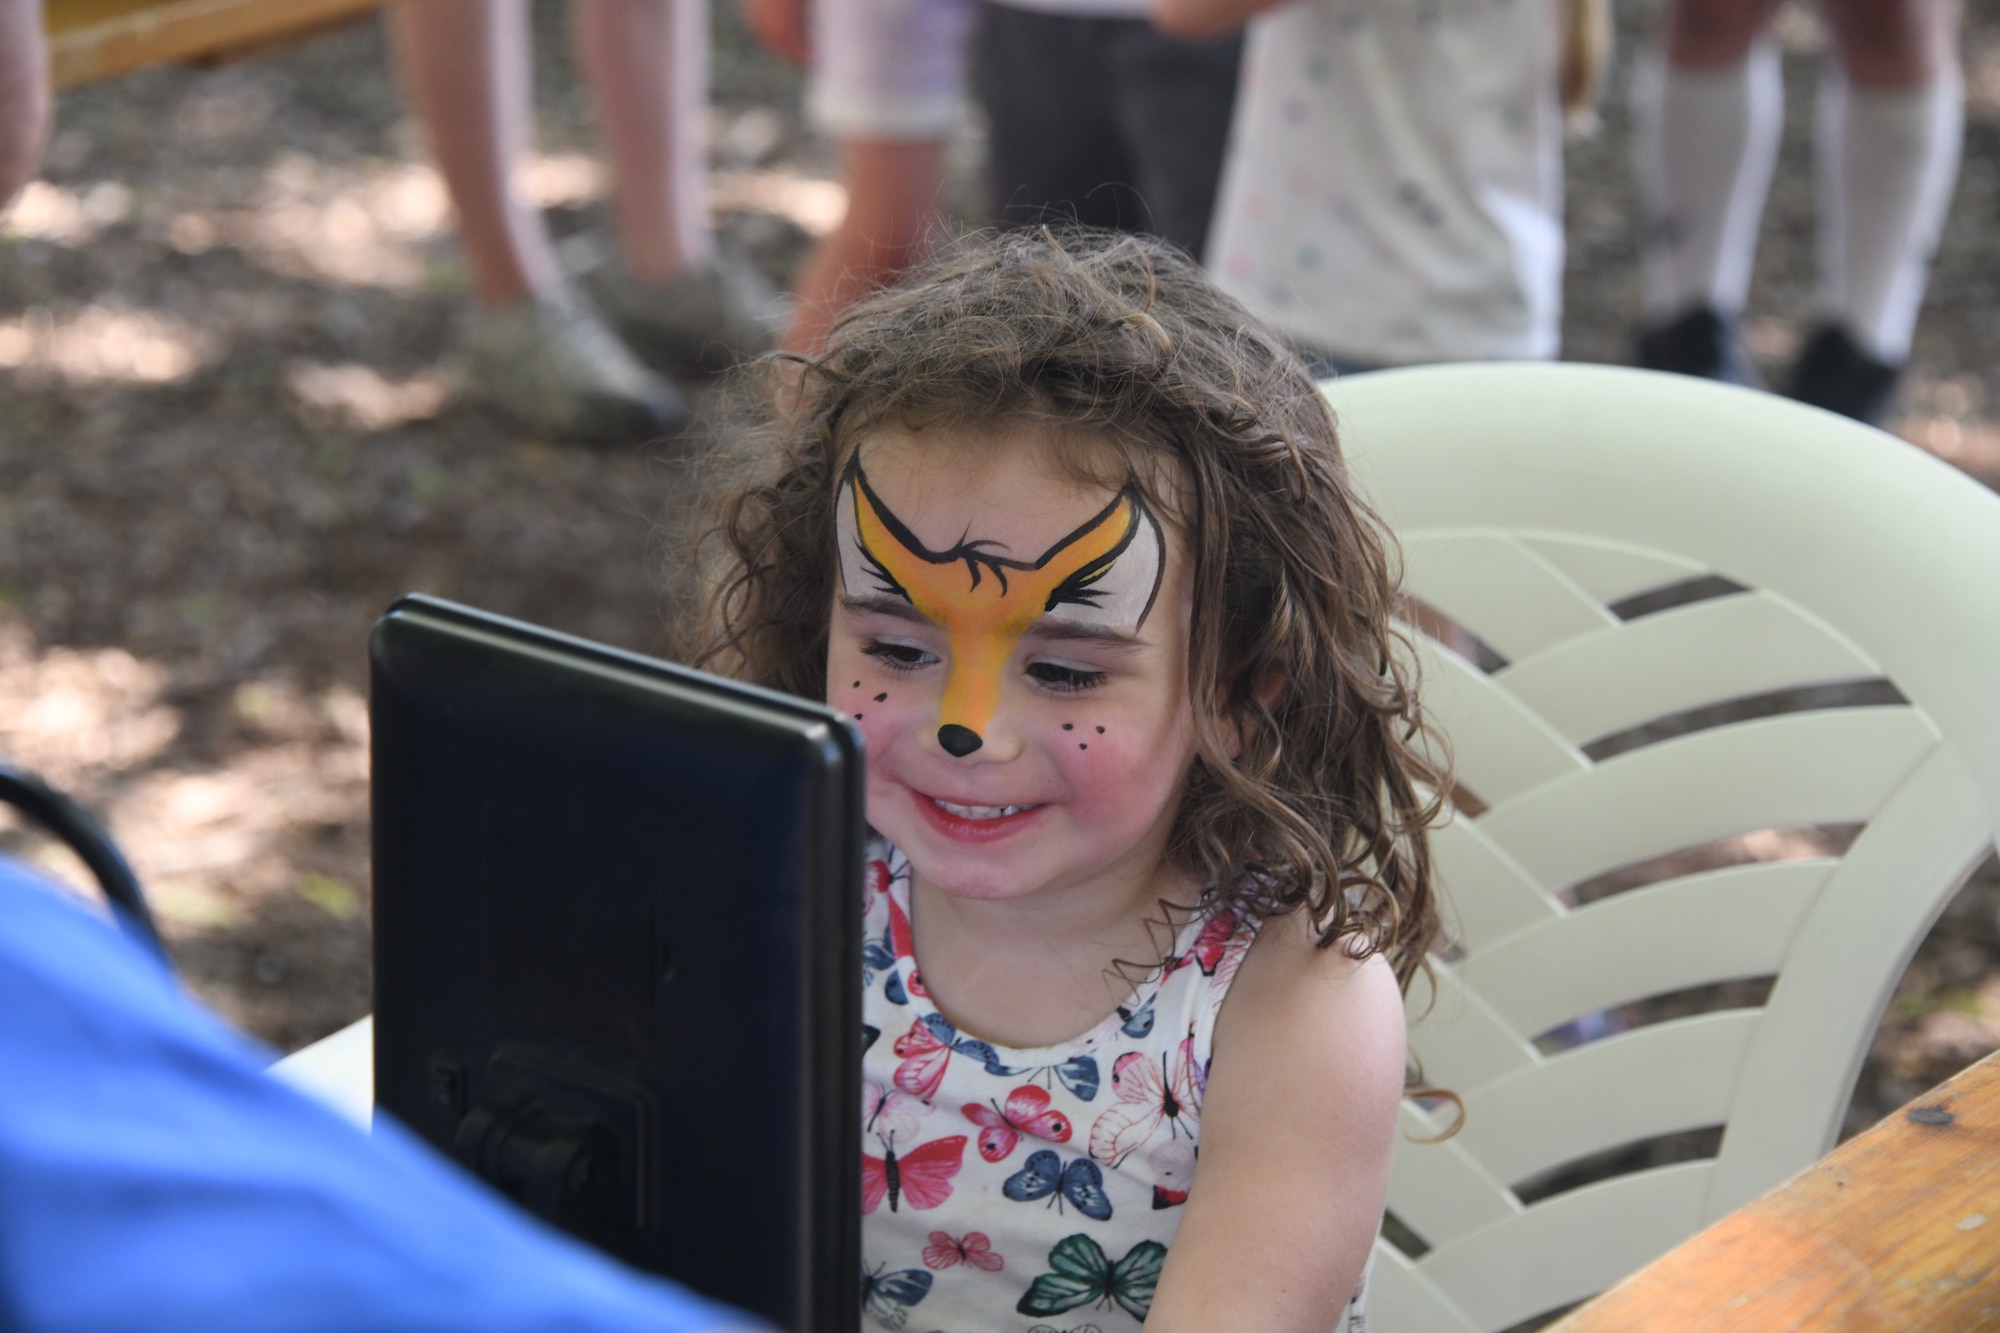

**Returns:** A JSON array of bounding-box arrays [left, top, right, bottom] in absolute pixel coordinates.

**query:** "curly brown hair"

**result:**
[[694, 228, 1445, 991]]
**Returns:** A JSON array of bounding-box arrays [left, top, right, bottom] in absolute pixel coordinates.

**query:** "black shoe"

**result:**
[[1635, 307, 1761, 388], [1784, 324, 1901, 426]]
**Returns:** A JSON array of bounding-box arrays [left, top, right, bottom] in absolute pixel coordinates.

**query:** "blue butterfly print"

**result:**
[[1117, 993, 1156, 1038], [1002, 1053, 1101, 1102], [860, 1262, 932, 1329], [862, 927, 909, 1005], [919, 1012, 1009, 1075], [1004, 1149, 1113, 1222]]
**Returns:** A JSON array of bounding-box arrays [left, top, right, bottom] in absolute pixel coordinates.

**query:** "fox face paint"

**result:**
[[836, 453, 1165, 755]]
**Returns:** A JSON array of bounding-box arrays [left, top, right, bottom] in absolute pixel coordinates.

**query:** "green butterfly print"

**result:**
[[1014, 1233, 1167, 1322]]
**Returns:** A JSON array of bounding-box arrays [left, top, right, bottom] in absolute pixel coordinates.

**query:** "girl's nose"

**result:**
[[933, 701, 1025, 763], [937, 724, 982, 757]]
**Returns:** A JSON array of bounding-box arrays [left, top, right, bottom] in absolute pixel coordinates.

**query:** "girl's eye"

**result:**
[[861, 640, 937, 671], [1027, 661, 1108, 693]]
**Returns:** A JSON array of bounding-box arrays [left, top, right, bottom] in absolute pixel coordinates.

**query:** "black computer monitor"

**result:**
[[369, 595, 862, 1332]]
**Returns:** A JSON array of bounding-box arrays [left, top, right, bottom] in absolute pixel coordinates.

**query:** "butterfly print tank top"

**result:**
[[858, 838, 1372, 1333]]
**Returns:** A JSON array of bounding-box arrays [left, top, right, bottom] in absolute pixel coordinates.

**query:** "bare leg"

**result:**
[[1824, 0, 1954, 87], [0, 0, 49, 211], [784, 139, 947, 354], [1663, 0, 1784, 66], [389, 0, 561, 309], [573, 0, 710, 285]]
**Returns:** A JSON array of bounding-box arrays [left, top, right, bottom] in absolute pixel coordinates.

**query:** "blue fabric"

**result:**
[[0, 856, 751, 1333]]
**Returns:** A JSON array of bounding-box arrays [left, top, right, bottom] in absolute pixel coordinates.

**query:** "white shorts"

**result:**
[[807, 0, 976, 141]]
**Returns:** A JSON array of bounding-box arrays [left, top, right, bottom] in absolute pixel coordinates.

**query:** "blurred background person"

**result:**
[[1, 0, 49, 212], [1167, 0, 1597, 377], [749, 0, 1241, 354], [746, 0, 974, 353], [392, 0, 775, 442], [1630, 0, 1961, 424], [970, 0, 1242, 257]]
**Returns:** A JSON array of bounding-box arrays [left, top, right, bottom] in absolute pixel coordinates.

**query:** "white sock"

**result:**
[[1813, 67, 1964, 364], [1632, 39, 1784, 322]]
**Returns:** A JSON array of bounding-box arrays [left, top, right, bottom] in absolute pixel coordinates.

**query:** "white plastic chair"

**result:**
[[1324, 364, 2000, 1332]]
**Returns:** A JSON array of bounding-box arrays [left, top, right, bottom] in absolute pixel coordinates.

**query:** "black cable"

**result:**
[[0, 763, 170, 967]]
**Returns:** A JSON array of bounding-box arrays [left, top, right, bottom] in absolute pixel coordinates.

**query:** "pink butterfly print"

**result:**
[[1088, 1035, 1202, 1167], [864, 1078, 931, 1145], [1168, 912, 1239, 979], [961, 1085, 1074, 1163], [866, 857, 917, 960], [860, 1134, 967, 1214], [865, 857, 892, 903], [922, 1230, 1004, 1273], [892, 1015, 1002, 1101], [1145, 1138, 1197, 1209]]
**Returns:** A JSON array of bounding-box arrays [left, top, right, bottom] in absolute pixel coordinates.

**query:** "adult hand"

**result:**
[[743, 0, 812, 66]]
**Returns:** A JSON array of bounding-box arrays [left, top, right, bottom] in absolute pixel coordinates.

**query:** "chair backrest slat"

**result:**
[[1496, 590, 1885, 747], [1401, 532, 1617, 661], [1460, 1010, 1760, 1186], [1460, 859, 1831, 1036], [1477, 708, 1940, 889], [1412, 636, 1588, 808], [1420, 1162, 1714, 1330]]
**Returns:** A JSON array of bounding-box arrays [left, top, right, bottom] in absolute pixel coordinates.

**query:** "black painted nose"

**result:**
[[937, 724, 983, 757]]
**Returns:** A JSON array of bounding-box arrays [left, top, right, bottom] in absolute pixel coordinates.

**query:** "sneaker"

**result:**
[[591, 250, 783, 374], [1784, 324, 1901, 426], [1635, 306, 1761, 388], [462, 294, 690, 443]]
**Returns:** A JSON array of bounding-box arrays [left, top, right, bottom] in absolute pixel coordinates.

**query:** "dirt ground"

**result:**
[[2, 0, 1998, 1138]]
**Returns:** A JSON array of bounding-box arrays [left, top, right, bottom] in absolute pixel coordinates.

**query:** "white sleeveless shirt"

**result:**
[[858, 838, 1371, 1331], [1207, 0, 1565, 367]]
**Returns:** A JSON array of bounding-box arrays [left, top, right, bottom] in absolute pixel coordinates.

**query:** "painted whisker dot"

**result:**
[[874, 692, 888, 702], [1095, 726, 1105, 733], [852, 681, 861, 689], [1062, 723, 1074, 731], [1078, 743, 1088, 750]]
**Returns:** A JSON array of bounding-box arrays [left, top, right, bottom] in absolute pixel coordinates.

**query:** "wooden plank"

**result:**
[[1549, 1048, 2000, 1331], [48, 0, 389, 89]]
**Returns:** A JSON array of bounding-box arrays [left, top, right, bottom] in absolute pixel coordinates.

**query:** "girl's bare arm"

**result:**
[[1144, 913, 1407, 1330]]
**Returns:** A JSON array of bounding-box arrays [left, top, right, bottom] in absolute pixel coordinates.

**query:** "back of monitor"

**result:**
[[370, 595, 862, 1332]]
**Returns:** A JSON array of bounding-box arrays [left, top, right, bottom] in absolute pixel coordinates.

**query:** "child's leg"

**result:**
[[390, 0, 688, 439], [389, 0, 563, 309], [786, 0, 970, 353], [1104, 23, 1242, 259], [1630, 0, 1785, 379], [970, 9, 1139, 235], [0, 0, 48, 213], [784, 139, 948, 354], [1792, 0, 1960, 420], [571, 0, 711, 284]]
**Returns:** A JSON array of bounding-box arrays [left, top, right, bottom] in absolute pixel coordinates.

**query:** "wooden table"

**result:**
[[48, 0, 390, 90], [1551, 1048, 2000, 1330]]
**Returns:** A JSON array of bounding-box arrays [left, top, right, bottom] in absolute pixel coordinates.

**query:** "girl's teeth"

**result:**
[[935, 799, 1031, 820]]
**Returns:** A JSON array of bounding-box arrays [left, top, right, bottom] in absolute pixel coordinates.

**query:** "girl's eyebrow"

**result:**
[[1022, 620, 1145, 650], [840, 594, 930, 626]]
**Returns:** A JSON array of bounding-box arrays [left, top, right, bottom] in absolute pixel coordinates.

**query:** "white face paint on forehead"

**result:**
[[834, 453, 1166, 633]]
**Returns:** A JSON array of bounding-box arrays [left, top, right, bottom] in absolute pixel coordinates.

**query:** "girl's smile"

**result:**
[[825, 423, 1205, 915]]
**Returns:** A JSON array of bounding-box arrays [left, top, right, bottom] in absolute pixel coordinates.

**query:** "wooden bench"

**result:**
[[48, 0, 391, 90]]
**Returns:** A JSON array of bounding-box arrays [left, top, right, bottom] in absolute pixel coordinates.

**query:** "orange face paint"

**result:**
[[835, 455, 1163, 754]]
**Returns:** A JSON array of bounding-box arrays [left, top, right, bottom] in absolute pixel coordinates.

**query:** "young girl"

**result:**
[[699, 230, 1443, 1331]]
